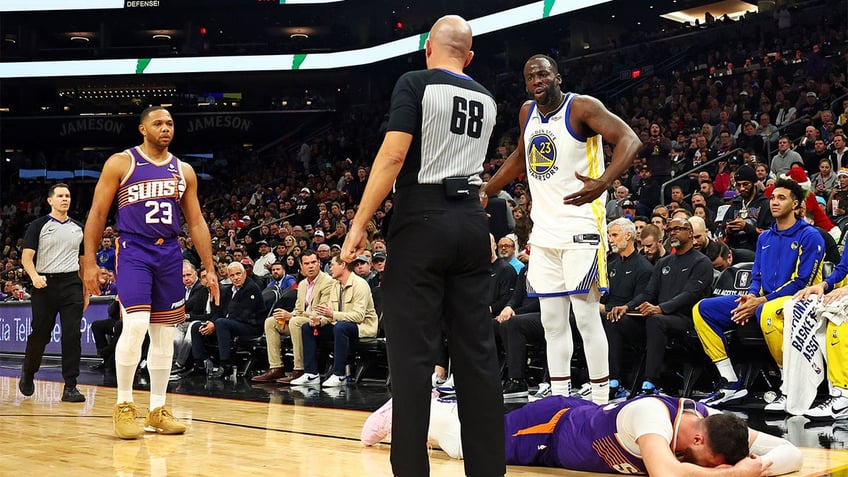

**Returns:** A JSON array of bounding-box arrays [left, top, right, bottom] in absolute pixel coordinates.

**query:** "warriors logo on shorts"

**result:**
[[528, 133, 559, 180]]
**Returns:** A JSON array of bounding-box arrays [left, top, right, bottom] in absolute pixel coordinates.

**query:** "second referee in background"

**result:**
[[19, 183, 88, 402]]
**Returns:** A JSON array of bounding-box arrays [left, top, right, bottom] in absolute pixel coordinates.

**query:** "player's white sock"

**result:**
[[550, 379, 571, 397], [591, 380, 610, 405], [114, 310, 150, 404], [147, 324, 177, 410], [715, 358, 738, 383]]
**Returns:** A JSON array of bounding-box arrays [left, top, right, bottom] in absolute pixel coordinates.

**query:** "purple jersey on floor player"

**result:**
[[506, 395, 709, 473]]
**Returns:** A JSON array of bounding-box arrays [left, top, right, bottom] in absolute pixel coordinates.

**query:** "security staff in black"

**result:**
[[341, 15, 505, 477], [19, 183, 87, 402]]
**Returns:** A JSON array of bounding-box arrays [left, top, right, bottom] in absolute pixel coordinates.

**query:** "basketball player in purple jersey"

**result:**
[[363, 395, 803, 476], [83, 106, 219, 439]]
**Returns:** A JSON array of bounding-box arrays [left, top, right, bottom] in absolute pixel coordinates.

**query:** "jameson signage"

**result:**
[[1, 110, 331, 148], [59, 115, 252, 137], [60, 117, 126, 136], [184, 115, 253, 133]]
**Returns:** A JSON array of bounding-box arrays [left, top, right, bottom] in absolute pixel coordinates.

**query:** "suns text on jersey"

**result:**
[[126, 179, 179, 203]]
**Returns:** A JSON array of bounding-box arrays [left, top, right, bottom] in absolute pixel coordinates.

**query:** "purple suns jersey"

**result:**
[[506, 396, 709, 474], [116, 147, 186, 240]]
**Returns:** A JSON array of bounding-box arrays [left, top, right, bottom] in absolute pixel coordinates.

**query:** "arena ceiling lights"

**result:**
[[0, 0, 610, 78], [659, 0, 757, 24]]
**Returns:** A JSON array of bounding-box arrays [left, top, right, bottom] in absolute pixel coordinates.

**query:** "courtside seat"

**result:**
[[630, 263, 756, 397], [233, 287, 282, 377], [350, 313, 389, 386]]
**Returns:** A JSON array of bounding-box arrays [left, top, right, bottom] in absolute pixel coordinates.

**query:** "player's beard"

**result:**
[[527, 83, 560, 107]]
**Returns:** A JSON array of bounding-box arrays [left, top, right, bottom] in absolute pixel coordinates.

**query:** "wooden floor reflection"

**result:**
[[2, 377, 848, 476]]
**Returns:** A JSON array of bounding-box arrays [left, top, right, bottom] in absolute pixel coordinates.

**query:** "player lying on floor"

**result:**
[[361, 395, 802, 476]]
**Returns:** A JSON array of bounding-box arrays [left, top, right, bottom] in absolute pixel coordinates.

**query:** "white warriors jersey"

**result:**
[[523, 93, 607, 249]]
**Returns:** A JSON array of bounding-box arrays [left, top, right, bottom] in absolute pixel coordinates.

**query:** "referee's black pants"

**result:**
[[384, 186, 505, 477], [23, 272, 84, 387]]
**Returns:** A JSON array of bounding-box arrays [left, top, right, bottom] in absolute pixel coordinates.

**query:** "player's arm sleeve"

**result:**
[[749, 430, 803, 475]]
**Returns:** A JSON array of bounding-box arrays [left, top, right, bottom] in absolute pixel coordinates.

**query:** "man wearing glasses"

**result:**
[[607, 217, 714, 396], [496, 235, 524, 274]]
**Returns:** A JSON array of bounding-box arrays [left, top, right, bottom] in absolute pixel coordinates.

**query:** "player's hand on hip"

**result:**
[[563, 172, 606, 206]]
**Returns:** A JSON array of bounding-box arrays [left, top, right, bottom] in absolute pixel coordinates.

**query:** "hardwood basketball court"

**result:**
[[2, 376, 848, 476]]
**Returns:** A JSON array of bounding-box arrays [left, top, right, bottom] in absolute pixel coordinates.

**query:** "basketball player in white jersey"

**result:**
[[482, 55, 641, 404]]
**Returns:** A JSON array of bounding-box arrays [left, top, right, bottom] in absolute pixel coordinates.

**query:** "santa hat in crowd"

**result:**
[[781, 165, 812, 192], [781, 165, 839, 238]]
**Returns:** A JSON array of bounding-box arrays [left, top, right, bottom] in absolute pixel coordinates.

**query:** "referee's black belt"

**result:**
[[395, 182, 480, 200], [40, 271, 79, 279]]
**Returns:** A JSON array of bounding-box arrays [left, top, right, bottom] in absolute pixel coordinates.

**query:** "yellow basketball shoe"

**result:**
[[145, 406, 187, 435], [114, 401, 144, 439]]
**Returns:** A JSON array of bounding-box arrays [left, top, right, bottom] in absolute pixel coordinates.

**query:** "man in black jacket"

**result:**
[[171, 262, 211, 377], [636, 165, 662, 216], [721, 165, 773, 260], [608, 217, 714, 395], [496, 265, 540, 398], [602, 218, 654, 400], [190, 261, 264, 378], [292, 187, 319, 228], [488, 233, 517, 318]]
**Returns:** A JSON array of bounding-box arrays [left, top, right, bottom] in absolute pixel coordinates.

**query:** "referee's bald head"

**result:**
[[426, 15, 473, 69]]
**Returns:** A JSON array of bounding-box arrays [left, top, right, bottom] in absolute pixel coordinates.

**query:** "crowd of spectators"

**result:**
[[0, 4, 846, 404]]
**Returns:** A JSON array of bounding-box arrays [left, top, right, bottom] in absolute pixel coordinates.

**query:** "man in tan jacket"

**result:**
[[292, 255, 378, 386], [252, 250, 336, 384]]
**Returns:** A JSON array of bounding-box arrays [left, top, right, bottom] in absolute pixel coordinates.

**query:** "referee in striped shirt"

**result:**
[[19, 183, 87, 402], [342, 15, 504, 477]]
